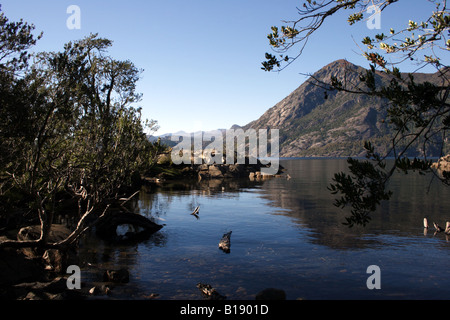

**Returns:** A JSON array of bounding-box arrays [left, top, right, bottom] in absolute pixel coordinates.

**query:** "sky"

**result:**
[[1, 0, 447, 135]]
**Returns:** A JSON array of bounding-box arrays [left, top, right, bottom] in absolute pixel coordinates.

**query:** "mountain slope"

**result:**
[[243, 59, 445, 157]]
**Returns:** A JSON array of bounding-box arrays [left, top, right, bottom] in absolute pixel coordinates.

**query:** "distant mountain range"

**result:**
[[149, 129, 229, 148], [154, 59, 447, 157]]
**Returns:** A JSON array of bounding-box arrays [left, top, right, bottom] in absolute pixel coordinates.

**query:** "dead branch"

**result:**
[[119, 190, 140, 213], [54, 204, 111, 248]]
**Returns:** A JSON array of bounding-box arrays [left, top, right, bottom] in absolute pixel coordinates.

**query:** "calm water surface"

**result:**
[[79, 159, 450, 300]]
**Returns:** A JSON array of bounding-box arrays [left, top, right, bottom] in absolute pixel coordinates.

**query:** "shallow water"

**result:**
[[78, 159, 450, 300]]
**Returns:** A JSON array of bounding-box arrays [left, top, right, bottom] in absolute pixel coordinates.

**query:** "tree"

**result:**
[[262, 0, 450, 227], [0, 4, 42, 73], [0, 7, 161, 250], [0, 5, 54, 242]]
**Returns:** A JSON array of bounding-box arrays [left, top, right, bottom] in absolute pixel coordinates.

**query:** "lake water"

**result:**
[[78, 159, 450, 300]]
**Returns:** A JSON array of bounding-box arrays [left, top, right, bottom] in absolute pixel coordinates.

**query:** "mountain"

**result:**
[[242, 59, 446, 157], [150, 129, 229, 148]]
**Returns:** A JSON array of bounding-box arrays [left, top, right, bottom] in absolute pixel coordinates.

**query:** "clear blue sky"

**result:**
[[1, 0, 446, 135]]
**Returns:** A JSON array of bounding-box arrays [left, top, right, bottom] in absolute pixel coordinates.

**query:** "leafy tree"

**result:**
[[262, 0, 450, 227], [0, 4, 42, 73], [0, 6, 161, 249]]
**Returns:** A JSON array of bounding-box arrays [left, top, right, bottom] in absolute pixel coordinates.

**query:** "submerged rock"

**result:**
[[219, 231, 232, 254], [95, 210, 163, 243], [197, 283, 226, 300]]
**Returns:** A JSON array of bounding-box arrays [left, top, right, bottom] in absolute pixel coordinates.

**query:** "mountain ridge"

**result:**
[[241, 59, 446, 157]]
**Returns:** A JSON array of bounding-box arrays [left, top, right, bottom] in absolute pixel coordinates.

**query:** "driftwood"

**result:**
[[191, 206, 200, 220], [118, 191, 140, 213], [424, 218, 450, 235], [219, 231, 232, 253], [0, 190, 147, 250], [196, 283, 226, 300], [434, 222, 445, 233], [0, 204, 109, 251], [424, 218, 429, 229]]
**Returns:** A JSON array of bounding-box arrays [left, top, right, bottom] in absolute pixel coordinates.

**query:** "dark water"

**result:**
[[78, 159, 450, 300]]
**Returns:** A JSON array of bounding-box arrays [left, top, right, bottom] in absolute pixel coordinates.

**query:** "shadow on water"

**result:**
[[260, 159, 450, 249], [77, 159, 450, 300]]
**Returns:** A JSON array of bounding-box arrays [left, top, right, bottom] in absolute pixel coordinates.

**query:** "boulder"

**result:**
[[198, 164, 209, 171], [197, 283, 226, 300], [17, 224, 72, 243], [17, 225, 74, 263], [0, 239, 46, 288], [16, 224, 78, 270], [219, 231, 232, 254], [208, 165, 224, 178], [95, 210, 163, 243], [89, 285, 111, 296]]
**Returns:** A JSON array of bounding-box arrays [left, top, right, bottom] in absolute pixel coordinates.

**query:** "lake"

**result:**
[[78, 158, 450, 300]]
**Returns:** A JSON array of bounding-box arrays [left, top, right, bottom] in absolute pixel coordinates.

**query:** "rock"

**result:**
[[103, 269, 130, 283], [89, 285, 111, 296], [13, 276, 85, 300], [197, 283, 226, 300], [17, 224, 72, 243], [0, 243, 46, 288], [224, 164, 245, 178], [219, 231, 232, 254], [95, 210, 163, 243], [208, 165, 224, 178], [17, 224, 72, 259], [15, 225, 78, 272], [255, 288, 286, 300]]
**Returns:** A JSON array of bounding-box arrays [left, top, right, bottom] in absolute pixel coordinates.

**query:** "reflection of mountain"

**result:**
[[257, 159, 450, 250]]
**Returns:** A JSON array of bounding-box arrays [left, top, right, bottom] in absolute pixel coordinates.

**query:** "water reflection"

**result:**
[[77, 159, 450, 300], [257, 159, 450, 249]]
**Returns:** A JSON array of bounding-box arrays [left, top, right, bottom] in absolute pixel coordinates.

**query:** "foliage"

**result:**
[[0, 4, 42, 73], [0, 7, 162, 247], [262, 0, 450, 227]]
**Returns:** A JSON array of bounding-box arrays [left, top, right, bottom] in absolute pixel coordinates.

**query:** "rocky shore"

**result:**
[[1, 159, 288, 300], [146, 158, 285, 183], [0, 213, 163, 300], [0, 225, 83, 300]]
